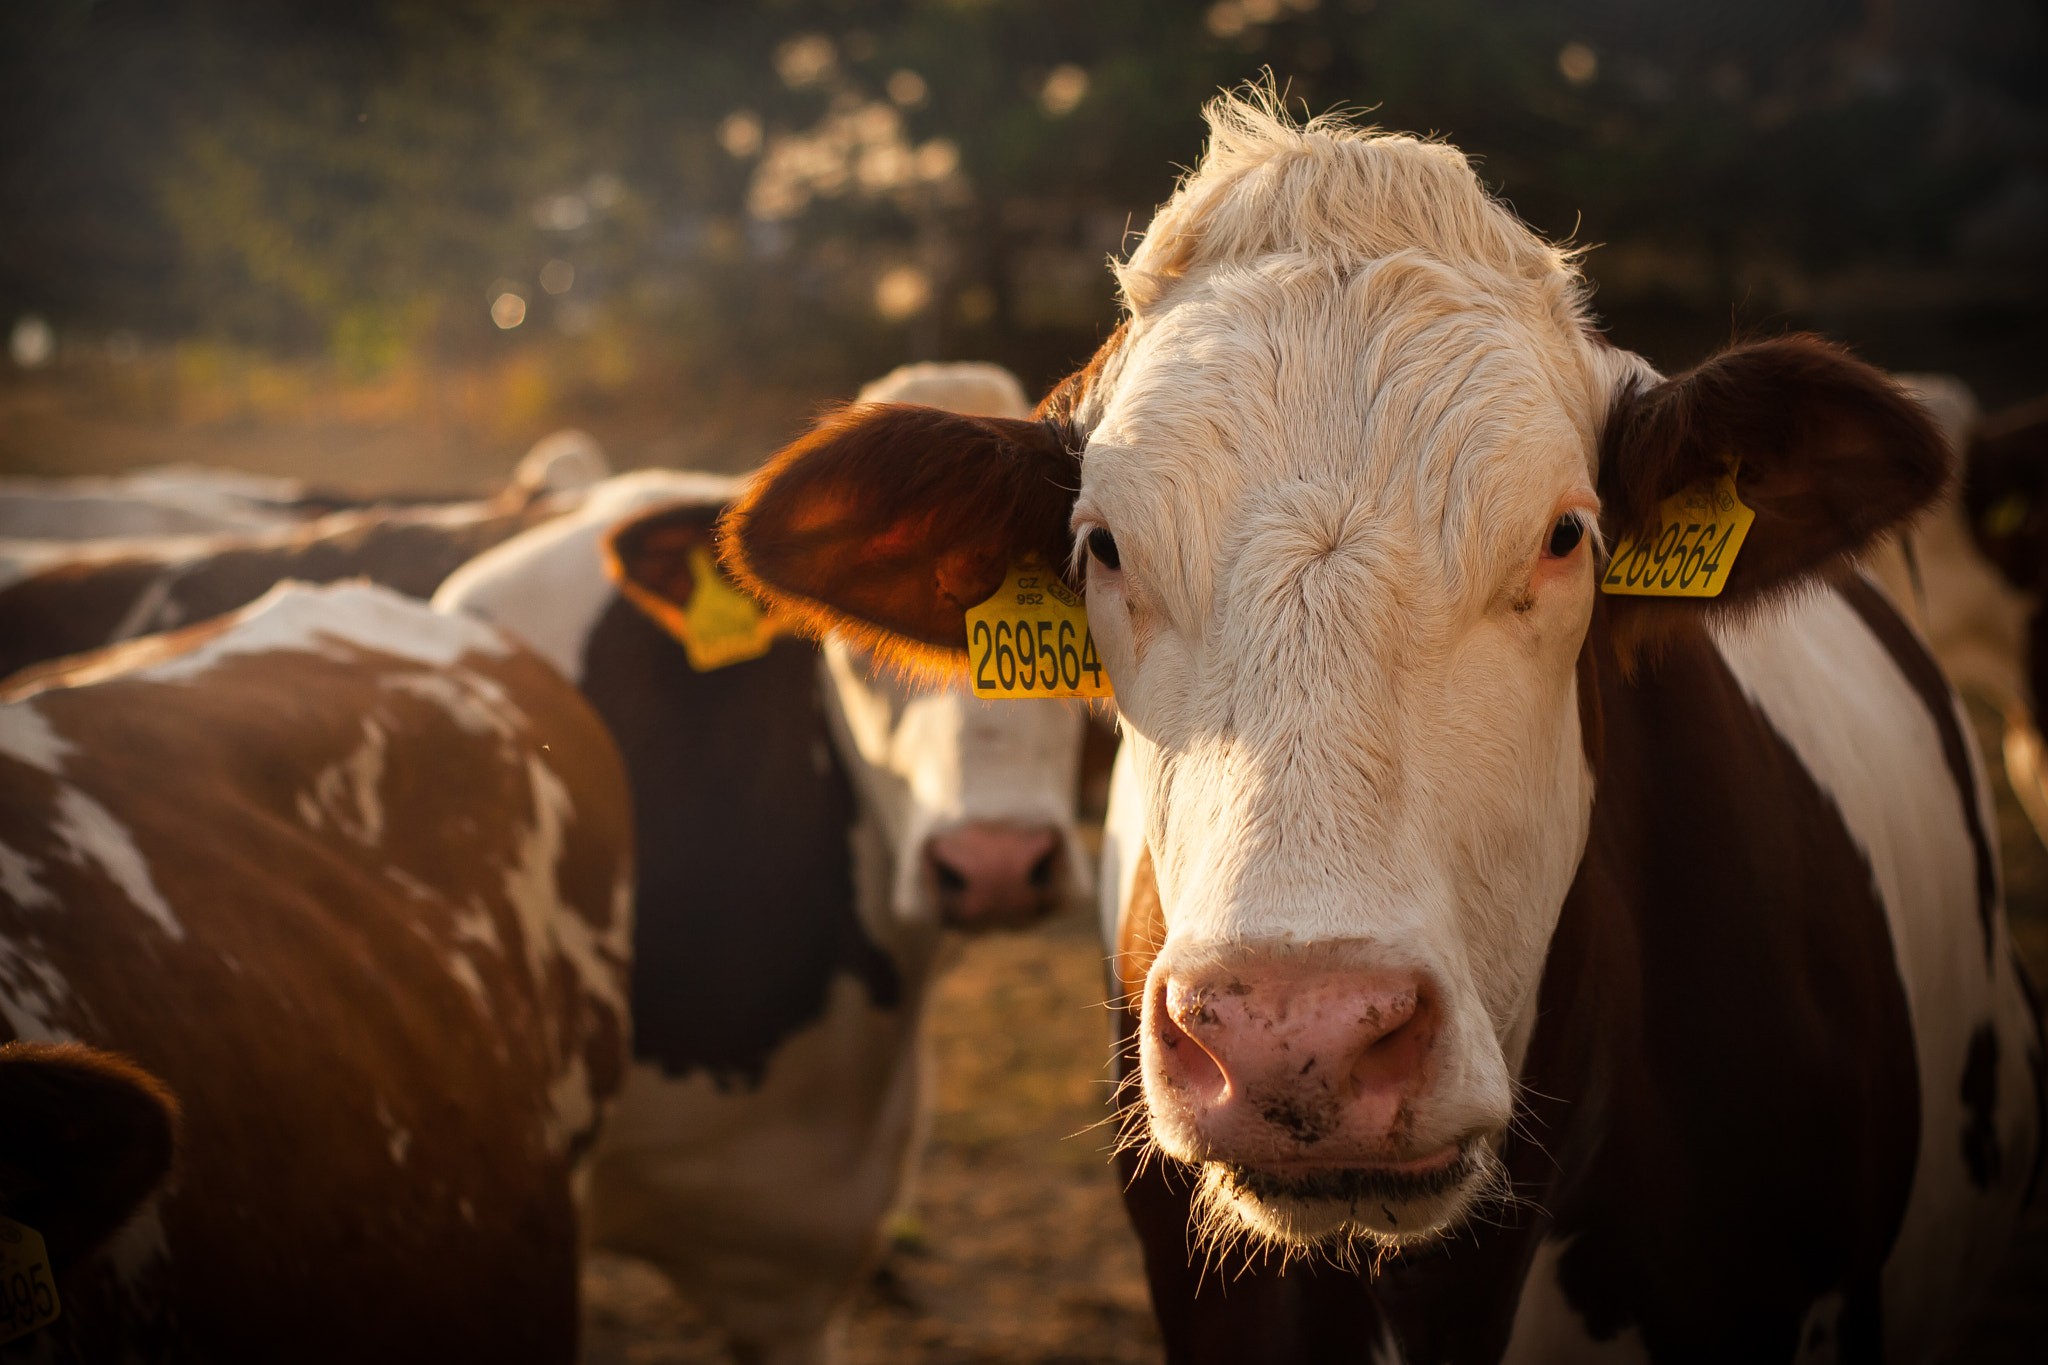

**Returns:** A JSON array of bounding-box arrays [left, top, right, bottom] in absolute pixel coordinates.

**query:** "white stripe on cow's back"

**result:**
[[1710, 582, 2036, 1362], [433, 469, 739, 682]]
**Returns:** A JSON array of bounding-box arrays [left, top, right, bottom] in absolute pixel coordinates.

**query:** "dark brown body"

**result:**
[[0, 586, 632, 1363]]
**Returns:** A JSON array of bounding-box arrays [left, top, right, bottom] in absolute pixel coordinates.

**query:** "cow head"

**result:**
[[721, 97, 1947, 1247], [593, 365, 1092, 936]]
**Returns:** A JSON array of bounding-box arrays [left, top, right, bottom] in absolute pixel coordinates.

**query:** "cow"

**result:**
[[0, 465, 313, 540], [0, 580, 633, 1362], [0, 475, 594, 682], [431, 363, 1093, 1365], [718, 95, 2046, 1362], [0, 428, 609, 543]]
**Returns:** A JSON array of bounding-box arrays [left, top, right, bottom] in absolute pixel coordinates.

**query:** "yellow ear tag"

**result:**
[[0, 1214, 61, 1344], [1601, 465, 1755, 597], [676, 543, 781, 671], [963, 561, 1111, 699]]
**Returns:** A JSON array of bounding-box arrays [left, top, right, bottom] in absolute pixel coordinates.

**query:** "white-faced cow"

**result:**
[[433, 364, 1091, 1365], [721, 97, 2045, 1362], [0, 581, 632, 1362]]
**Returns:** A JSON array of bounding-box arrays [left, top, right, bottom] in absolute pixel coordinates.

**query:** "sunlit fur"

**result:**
[[1072, 90, 1647, 1250]]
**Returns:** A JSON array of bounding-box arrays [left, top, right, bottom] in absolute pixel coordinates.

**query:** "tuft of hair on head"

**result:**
[[1115, 79, 1584, 316]]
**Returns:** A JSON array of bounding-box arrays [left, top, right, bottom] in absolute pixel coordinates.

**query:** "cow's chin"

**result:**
[[1191, 1147, 1485, 1249]]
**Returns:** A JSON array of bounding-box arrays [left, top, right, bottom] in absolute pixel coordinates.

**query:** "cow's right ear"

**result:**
[[718, 402, 1082, 672], [0, 1041, 178, 1270]]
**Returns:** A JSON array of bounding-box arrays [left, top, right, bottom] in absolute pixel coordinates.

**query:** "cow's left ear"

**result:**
[[1599, 336, 1949, 607], [718, 402, 1082, 672], [0, 1041, 178, 1270], [603, 501, 785, 672]]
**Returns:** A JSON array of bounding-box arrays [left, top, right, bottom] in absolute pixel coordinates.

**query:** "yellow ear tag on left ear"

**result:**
[[1601, 464, 1755, 598], [675, 543, 781, 671], [964, 561, 1112, 699], [0, 1214, 62, 1344]]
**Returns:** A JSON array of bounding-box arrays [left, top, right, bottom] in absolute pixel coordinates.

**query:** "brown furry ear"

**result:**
[[1598, 336, 1949, 647], [604, 501, 788, 672], [718, 402, 1082, 670], [0, 1041, 178, 1270]]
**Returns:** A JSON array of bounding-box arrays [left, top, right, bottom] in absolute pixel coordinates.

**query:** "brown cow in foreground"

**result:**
[[723, 94, 2043, 1363], [0, 581, 632, 1362]]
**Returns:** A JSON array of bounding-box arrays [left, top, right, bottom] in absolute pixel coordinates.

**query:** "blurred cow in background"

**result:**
[[435, 362, 1093, 1365], [1868, 379, 2048, 843], [0, 581, 632, 1363], [0, 430, 609, 679]]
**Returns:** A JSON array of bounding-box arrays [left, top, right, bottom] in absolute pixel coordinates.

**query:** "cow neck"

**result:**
[[1378, 589, 1923, 1361]]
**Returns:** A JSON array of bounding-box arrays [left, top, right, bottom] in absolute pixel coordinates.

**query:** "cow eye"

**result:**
[[1546, 515, 1584, 558], [1087, 527, 1121, 570]]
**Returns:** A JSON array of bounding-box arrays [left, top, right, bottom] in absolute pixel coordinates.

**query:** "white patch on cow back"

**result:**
[[434, 469, 738, 681], [1500, 1238, 1652, 1364], [502, 754, 627, 1019], [0, 841, 54, 910], [298, 717, 387, 845], [136, 581, 512, 683], [1709, 582, 2036, 1360], [51, 785, 182, 940], [0, 935, 75, 1041], [381, 670, 524, 742], [0, 701, 73, 773], [375, 1095, 413, 1166]]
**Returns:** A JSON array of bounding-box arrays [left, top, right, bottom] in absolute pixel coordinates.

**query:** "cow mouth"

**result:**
[[1198, 1144, 1483, 1247]]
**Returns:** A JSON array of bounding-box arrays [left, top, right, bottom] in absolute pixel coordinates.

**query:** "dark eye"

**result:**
[[1087, 527, 1121, 570], [1546, 515, 1584, 559]]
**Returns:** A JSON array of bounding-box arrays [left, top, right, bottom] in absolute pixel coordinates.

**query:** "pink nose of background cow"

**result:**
[[1145, 962, 1440, 1165], [924, 823, 1065, 930]]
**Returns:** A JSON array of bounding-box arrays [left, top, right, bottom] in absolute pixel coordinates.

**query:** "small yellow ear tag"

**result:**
[[0, 1214, 61, 1344], [1601, 466, 1755, 598], [964, 561, 1111, 699], [676, 543, 781, 671]]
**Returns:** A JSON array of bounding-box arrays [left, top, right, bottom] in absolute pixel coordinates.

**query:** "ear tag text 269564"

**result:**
[[1601, 465, 1754, 598], [964, 561, 1111, 699], [0, 1215, 61, 1345]]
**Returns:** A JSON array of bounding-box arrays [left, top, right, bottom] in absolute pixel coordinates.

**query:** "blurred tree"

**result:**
[[1, 0, 2042, 398]]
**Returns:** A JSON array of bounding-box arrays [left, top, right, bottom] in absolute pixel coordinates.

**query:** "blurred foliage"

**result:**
[[2, 0, 2044, 400]]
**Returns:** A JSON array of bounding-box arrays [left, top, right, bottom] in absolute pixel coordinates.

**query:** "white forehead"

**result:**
[[1076, 98, 1629, 621], [1086, 261, 1604, 627]]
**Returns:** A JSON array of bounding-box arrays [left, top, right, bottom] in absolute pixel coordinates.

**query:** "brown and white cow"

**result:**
[[721, 97, 2045, 1362], [0, 581, 632, 1362], [0, 486, 594, 682], [433, 364, 1091, 1365]]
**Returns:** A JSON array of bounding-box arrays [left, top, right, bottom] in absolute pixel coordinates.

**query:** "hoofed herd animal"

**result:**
[[3, 92, 2044, 1365]]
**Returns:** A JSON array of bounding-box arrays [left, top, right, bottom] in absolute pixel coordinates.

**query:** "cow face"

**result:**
[[721, 96, 1948, 1251], [823, 641, 1091, 930]]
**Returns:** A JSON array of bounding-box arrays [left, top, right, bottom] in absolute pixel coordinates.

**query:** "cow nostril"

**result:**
[[1027, 848, 1058, 889], [931, 859, 968, 893]]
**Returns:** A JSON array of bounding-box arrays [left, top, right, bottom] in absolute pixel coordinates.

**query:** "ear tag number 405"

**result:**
[[0, 1215, 60, 1345], [1601, 464, 1755, 598], [965, 562, 1111, 699]]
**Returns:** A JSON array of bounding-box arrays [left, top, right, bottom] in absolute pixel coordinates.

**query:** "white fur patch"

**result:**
[[1500, 1238, 1652, 1364], [51, 785, 182, 940], [1710, 583, 2036, 1360]]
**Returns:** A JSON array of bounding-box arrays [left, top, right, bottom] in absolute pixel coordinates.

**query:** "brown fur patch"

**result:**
[[1115, 843, 1167, 1008]]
